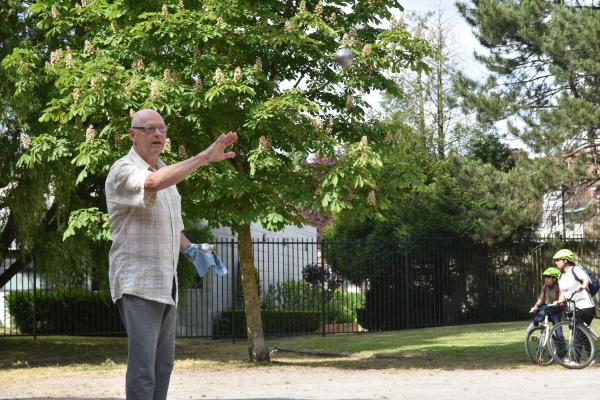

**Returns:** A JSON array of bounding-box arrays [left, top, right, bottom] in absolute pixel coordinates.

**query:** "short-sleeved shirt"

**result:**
[[105, 147, 184, 306], [559, 266, 595, 311]]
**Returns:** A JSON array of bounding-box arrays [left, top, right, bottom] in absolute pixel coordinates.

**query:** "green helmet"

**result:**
[[542, 267, 561, 278], [552, 249, 574, 262]]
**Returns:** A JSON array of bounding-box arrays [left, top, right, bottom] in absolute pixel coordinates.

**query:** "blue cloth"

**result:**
[[184, 244, 228, 277]]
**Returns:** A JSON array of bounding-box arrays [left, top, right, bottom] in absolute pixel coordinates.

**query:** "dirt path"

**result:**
[[3, 365, 600, 400]]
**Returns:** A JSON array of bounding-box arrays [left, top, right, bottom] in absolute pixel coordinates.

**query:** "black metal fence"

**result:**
[[2, 237, 599, 337]]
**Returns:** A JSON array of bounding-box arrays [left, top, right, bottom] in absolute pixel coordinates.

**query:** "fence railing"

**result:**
[[2, 237, 599, 338]]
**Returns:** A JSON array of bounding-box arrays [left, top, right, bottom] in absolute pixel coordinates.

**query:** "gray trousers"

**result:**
[[117, 294, 177, 400]]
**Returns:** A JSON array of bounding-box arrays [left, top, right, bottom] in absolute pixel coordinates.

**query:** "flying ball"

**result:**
[[335, 48, 353, 68]]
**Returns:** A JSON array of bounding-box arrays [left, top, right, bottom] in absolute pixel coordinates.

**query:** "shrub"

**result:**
[[325, 291, 364, 324], [262, 280, 363, 324], [213, 309, 321, 337], [6, 290, 123, 335], [262, 280, 323, 311]]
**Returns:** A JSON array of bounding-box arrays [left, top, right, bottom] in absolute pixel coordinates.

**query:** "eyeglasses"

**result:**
[[131, 125, 168, 134]]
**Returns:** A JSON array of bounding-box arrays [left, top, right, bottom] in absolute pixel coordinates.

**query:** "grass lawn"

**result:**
[[2, 321, 595, 374]]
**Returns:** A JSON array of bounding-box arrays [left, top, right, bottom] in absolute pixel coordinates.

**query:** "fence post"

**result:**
[[230, 238, 236, 343], [403, 240, 410, 330], [32, 255, 37, 340], [321, 240, 326, 337]]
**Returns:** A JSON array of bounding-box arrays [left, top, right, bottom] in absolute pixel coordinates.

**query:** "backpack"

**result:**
[[571, 265, 600, 297]]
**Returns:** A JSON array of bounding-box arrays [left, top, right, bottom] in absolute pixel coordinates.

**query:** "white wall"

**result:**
[[176, 223, 318, 337]]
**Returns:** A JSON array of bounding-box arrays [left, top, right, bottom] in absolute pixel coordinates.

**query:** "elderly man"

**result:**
[[105, 109, 237, 400]]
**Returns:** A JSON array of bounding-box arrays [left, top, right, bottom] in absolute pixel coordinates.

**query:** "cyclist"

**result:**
[[550, 249, 595, 364], [527, 267, 564, 336], [551, 249, 595, 326]]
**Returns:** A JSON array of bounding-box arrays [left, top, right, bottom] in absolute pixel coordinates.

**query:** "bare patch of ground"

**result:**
[[3, 364, 600, 400]]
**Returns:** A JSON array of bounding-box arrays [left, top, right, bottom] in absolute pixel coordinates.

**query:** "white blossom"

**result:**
[[233, 67, 242, 82], [313, 116, 323, 131], [214, 68, 225, 85], [111, 20, 118, 34], [362, 44, 372, 57], [164, 138, 171, 152], [327, 119, 334, 133], [84, 40, 94, 54], [179, 0, 185, 10], [51, 6, 60, 19], [178, 144, 187, 158], [299, 1, 306, 12], [129, 109, 135, 118], [65, 52, 75, 68], [385, 132, 394, 145], [72, 88, 81, 101], [360, 135, 368, 147], [132, 59, 145, 71], [315, 0, 323, 16], [254, 57, 262, 72], [85, 125, 96, 143], [346, 94, 353, 108], [49, 49, 64, 66], [414, 24, 423, 39], [150, 81, 160, 98], [342, 33, 354, 48], [284, 20, 294, 33], [259, 135, 271, 151], [90, 76, 98, 89], [330, 12, 336, 26], [194, 77, 203, 91], [20, 132, 32, 149], [162, 4, 169, 16], [367, 190, 376, 206], [216, 17, 224, 25]]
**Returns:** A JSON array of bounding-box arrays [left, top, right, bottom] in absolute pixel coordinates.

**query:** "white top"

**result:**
[[105, 147, 184, 306], [559, 266, 595, 311]]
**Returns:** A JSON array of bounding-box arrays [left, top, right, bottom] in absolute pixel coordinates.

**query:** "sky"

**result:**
[[363, 0, 489, 110], [369, 1, 528, 149], [379, 1, 486, 89], [398, 0, 488, 81]]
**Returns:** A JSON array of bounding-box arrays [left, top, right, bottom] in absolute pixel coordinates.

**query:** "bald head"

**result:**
[[131, 109, 164, 128]]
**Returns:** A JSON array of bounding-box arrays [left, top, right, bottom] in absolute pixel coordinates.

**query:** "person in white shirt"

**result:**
[[105, 109, 237, 400], [551, 248, 595, 326]]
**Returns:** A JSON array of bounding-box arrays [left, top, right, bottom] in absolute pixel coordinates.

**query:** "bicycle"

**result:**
[[525, 304, 560, 366], [548, 296, 598, 369]]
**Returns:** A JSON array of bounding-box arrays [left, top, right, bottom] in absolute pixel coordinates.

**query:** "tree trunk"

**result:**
[[238, 223, 270, 362], [417, 71, 426, 142], [436, 36, 445, 160]]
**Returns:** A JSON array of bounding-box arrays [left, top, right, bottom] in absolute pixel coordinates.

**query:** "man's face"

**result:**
[[130, 112, 167, 162]]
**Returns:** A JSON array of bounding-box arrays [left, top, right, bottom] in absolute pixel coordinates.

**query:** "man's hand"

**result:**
[[202, 131, 238, 163]]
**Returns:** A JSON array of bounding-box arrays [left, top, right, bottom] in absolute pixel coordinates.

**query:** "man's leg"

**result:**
[[153, 303, 177, 400], [117, 295, 168, 400]]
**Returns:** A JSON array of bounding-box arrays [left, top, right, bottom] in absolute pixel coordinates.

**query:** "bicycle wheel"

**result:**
[[525, 326, 554, 366], [549, 321, 596, 369]]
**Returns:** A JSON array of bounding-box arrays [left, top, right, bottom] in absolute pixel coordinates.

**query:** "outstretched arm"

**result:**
[[145, 131, 238, 192]]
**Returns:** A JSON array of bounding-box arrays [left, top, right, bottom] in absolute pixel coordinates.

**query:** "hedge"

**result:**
[[5, 290, 124, 335], [213, 309, 321, 337]]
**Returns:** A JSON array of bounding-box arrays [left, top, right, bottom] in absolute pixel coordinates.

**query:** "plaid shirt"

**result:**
[[105, 147, 183, 306]]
